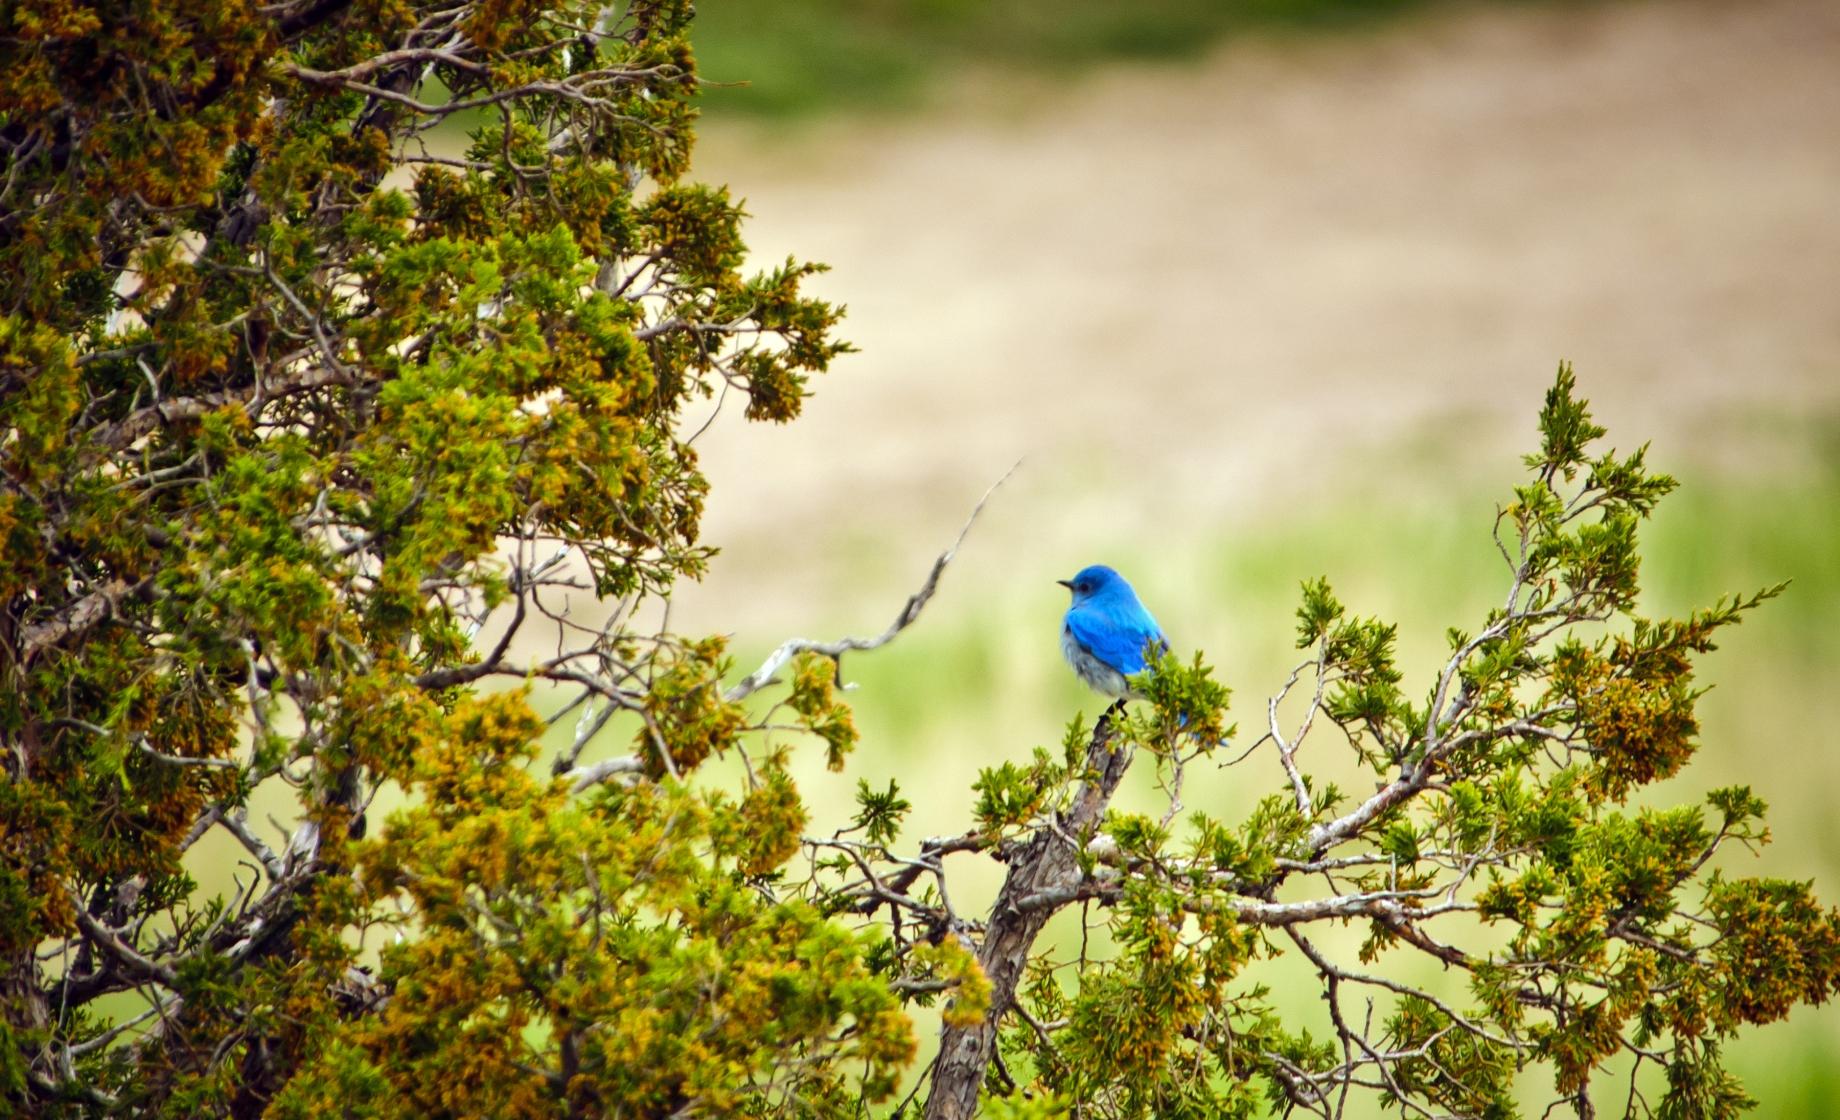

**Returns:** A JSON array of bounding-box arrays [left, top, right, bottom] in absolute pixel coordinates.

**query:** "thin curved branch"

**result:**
[[726, 460, 1019, 703]]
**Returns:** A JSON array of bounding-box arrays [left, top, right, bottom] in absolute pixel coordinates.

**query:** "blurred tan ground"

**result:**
[[675, 0, 1840, 639]]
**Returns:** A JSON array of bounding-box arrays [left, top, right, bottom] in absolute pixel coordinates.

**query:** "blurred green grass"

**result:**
[[692, 0, 1557, 117]]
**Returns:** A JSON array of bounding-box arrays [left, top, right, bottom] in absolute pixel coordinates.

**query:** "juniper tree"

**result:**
[[3, 0, 889, 1114], [2, 1, 1835, 1118]]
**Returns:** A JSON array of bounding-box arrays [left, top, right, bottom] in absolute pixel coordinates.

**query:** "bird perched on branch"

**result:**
[[1058, 564, 1167, 700]]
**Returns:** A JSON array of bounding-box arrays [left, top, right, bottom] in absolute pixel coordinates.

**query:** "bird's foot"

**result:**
[[1095, 697, 1129, 737]]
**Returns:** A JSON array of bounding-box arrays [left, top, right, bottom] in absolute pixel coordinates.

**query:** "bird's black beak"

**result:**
[[1056, 579, 1074, 590]]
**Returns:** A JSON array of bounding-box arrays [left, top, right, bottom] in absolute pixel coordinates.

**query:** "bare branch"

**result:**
[[81, 363, 348, 458], [66, 889, 177, 989], [726, 461, 1019, 703], [18, 579, 148, 662], [927, 705, 1133, 1120], [563, 754, 643, 792]]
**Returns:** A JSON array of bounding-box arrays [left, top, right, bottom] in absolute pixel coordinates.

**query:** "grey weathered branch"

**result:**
[[851, 832, 985, 913], [564, 754, 643, 792], [1266, 648, 1326, 819], [283, 62, 681, 118], [82, 362, 348, 458], [220, 810, 288, 882], [282, 47, 488, 84], [66, 890, 178, 989], [926, 709, 1133, 1120], [18, 579, 149, 663], [726, 461, 1018, 703]]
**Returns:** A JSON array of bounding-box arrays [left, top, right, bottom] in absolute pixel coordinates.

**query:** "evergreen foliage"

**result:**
[[1, 2, 1833, 1117]]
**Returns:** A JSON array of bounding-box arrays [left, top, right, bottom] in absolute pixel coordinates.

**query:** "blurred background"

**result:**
[[661, 0, 1840, 1111]]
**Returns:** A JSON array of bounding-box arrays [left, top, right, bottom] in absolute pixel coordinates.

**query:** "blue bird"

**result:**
[[1058, 564, 1168, 700]]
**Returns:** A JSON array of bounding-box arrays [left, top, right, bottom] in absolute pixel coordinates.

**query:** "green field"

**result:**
[[692, 0, 1533, 116]]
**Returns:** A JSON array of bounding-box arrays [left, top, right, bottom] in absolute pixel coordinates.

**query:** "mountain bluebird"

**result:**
[[1058, 564, 1168, 699]]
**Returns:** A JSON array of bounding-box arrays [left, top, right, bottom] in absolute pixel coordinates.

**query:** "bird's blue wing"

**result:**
[[1065, 600, 1166, 675]]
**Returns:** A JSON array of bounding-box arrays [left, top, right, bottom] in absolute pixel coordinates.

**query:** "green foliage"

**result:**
[[788, 650, 862, 770], [979, 1088, 1074, 1120], [2, 1, 889, 1114], [1386, 996, 1517, 1119], [1703, 876, 1840, 1029], [853, 778, 912, 847], [973, 745, 1069, 838], [1658, 1041, 1756, 1120], [273, 694, 909, 1118], [1125, 650, 1234, 750]]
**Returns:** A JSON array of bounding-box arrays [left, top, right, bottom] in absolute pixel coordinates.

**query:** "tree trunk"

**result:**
[[926, 709, 1134, 1120], [2, 949, 48, 1094]]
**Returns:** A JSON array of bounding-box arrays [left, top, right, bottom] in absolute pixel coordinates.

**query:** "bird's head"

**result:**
[[1057, 564, 1130, 606]]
